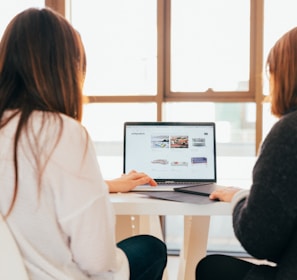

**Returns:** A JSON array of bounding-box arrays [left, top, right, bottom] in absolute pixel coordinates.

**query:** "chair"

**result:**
[[0, 213, 29, 279]]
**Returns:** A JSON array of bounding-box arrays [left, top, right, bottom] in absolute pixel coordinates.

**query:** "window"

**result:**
[[164, 102, 255, 156], [69, 0, 258, 159], [82, 103, 156, 156], [170, 0, 250, 93], [71, 0, 157, 96], [0, 0, 44, 37]]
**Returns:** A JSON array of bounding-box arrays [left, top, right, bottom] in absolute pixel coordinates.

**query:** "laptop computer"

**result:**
[[123, 121, 224, 196]]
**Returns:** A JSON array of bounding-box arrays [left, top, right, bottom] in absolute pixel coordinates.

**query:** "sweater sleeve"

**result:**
[[230, 189, 249, 210], [232, 114, 297, 263]]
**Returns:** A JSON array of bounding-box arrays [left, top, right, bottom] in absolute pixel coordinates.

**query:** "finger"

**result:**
[[149, 179, 158, 186], [209, 192, 220, 200], [209, 188, 226, 200], [135, 175, 156, 186]]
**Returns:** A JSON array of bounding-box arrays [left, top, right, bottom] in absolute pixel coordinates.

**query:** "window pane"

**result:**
[[71, 0, 157, 96], [262, 103, 278, 139], [0, 0, 44, 37], [263, 0, 297, 95], [82, 103, 156, 155], [164, 102, 255, 156], [171, 0, 250, 92]]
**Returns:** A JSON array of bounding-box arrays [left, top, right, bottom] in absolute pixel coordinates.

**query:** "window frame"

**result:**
[[46, 0, 265, 153]]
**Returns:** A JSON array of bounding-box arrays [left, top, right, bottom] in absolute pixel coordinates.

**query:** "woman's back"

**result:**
[[0, 110, 123, 279]]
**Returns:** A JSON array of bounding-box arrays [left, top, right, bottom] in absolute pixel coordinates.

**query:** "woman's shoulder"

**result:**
[[31, 111, 87, 135], [31, 110, 82, 127], [29, 111, 90, 150], [277, 110, 297, 128], [261, 110, 297, 154], [268, 110, 297, 138]]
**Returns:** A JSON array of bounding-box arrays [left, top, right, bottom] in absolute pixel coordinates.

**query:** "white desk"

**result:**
[[102, 156, 254, 279], [110, 192, 232, 280]]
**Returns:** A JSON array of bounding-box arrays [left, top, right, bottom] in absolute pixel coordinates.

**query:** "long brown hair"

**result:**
[[0, 8, 87, 216], [266, 27, 297, 117]]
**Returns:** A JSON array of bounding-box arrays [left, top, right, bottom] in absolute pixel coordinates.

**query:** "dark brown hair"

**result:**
[[266, 27, 297, 117], [0, 8, 86, 216]]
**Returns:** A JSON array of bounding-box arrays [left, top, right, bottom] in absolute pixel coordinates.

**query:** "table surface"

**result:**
[[107, 156, 255, 280], [110, 192, 232, 216]]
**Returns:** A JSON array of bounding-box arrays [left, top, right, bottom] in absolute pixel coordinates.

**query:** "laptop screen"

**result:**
[[123, 122, 217, 183]]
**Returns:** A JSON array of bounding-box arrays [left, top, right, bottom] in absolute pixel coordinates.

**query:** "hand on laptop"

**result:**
[[106, 170, 158, 193], [209, 186, 242, 202]]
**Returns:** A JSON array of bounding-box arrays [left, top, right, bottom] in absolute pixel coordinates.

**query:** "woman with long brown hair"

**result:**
[[0, 7, 166, 279], [195, 26, 297, 280]]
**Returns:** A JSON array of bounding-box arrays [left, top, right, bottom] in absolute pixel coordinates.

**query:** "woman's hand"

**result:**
[[209, 186, 242, 202], [106, 170, 157, 193]]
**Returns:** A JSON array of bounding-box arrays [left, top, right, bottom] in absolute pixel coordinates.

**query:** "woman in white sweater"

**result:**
[[0, 7, 167, 280]]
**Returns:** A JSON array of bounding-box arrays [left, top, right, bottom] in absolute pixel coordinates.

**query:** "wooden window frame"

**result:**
[[46, 0, 265, 154]]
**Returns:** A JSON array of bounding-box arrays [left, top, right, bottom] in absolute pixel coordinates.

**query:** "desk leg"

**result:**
[[178, 216, 210, 280], [115, 215, 168, 280], [115, 215, 138, 242], [115, 215, 164, 242]]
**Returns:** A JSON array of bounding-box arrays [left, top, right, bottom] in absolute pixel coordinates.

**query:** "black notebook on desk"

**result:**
[[123, 121, 224, 196]]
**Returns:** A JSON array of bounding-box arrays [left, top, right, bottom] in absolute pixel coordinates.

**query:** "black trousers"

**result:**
[[195, 254, 255, 280], [117, 234, 167, 280]]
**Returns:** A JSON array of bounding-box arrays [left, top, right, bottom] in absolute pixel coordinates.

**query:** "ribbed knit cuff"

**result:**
[[231, 189, 250, 211]]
